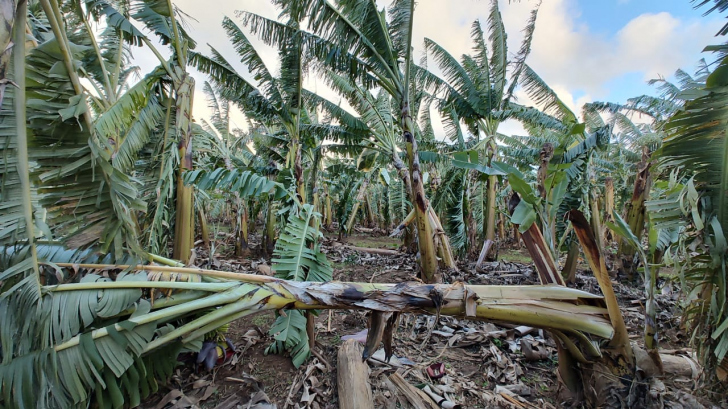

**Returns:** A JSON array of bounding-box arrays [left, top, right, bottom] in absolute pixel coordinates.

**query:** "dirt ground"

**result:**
[[141, 231, 725, 409]]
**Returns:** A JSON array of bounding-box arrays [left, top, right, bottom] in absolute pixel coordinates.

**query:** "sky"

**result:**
[[131, 0, 725, 139]]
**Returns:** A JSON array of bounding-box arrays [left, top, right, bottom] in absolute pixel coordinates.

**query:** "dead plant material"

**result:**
[[568, 210, 632, 361], [507, 194, 564, 286], [337, 340, 374, 409], [389, 372, 440, 409], [348, 245, 400, 256], [476, 239, 494, 269]]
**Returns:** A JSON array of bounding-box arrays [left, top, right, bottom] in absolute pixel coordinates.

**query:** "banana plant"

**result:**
[[281, 0, 461, 282], [417, 1, 544, 258], [264, 203, 333, 366], [307, 72, 442, 245], [183, 137, 336, 366], [651, 1, 728, 377], [607, 211, 665, 360], [18, 0, 202, 261], [195, 81, 260, 256], [582, 62, 711, 281]]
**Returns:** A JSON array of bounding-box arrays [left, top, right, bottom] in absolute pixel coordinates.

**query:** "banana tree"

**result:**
[[493, 89, 612, 273], [417, 1, 542, 258], [183, 7, 350, 354], [276, 0, 458, 282], [191, 13, 349, 205], [585, 63, 709, 280], [439, 150, 639, 403], [652, 1, 728, 378], [195, 81, 261, 256], [18, 0, 201, 262], [307, 71, 446, 251], [91, 0, 200, 261]]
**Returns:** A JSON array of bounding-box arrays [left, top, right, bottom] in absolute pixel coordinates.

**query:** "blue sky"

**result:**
[[584, 0, 714, 36], [573, 0, 722, 103]]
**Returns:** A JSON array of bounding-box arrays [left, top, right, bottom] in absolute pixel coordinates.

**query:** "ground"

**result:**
[[141, 230, 724, 409]]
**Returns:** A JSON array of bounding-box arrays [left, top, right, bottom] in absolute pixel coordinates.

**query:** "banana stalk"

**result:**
[[235, 200, 250, 257], [562, 240, 580, 284], [568, 211, 633, 362], [345, 177, 370, 234], [484, 175, 497, 254], [264, 198, 276, 255], [198, 207, 210, 250], [401, 5, 438, 282], [49, 273, 614, 356], [390, 208, 415, 237], [428, 206, 457, 269], [364, 195, 375, 227], [618, 147, 651, 280], [590, 189, 604, 252], [172, 74, 196, 262], [508, 194, 565, 286], [324, 186, 333, 228], [483, 137, 500, 257], [11, 0, 39, 278], [603, 177, 615, 245]]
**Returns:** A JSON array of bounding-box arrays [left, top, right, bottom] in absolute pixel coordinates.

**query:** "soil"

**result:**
[[140, 231, 725, 409]]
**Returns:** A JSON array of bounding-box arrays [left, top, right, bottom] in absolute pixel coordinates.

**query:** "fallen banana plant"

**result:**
[[52, 264, 613, 341], [7, 262, 613, 409]]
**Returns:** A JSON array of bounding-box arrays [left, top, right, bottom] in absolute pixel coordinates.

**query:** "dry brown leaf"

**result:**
[[191, 379, 210, 389], [154, 390, 184, 409]]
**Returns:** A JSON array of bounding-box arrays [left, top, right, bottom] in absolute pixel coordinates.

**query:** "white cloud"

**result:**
[[498, 119, 527, 137], [503, 1, 720, 99], [130, 0, 722, 140], [413, 0, 720, 135]]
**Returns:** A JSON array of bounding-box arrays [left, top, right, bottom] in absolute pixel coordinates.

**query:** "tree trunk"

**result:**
[[568, 211, 637, 406], [349, 246, 399, 256], [498, 212, 506, 243], [9, 0, 40, 278], [464, 177, 478, 257], [562, 240, 579, 284], [249, 200, 261, 236], [364, 194, 375, 228], [264, 199, 276, 256], [537, 143, 554, 199], [324, 187, 333, 229], [292, 139, 305, 203], [603, 177, 615, 245], [393, 155, 451, 265], [467, 210, 478, 258], [508, 194, 565, 286], [312, 190, 321, 231], [346, 178, 369, 235], [484, 175, 497, 259], [402, 110, 439, 283], [235, 202, 249, 258], [538, 143, 557, 254], [307, 146, 322, 204], [428, 207, 457, 269], [337, 340, 374, 409], [198, 207, 210, 250], [618, 147, 652, 280], [590, 191, 604, 253], [172, 74, 195, 262]]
